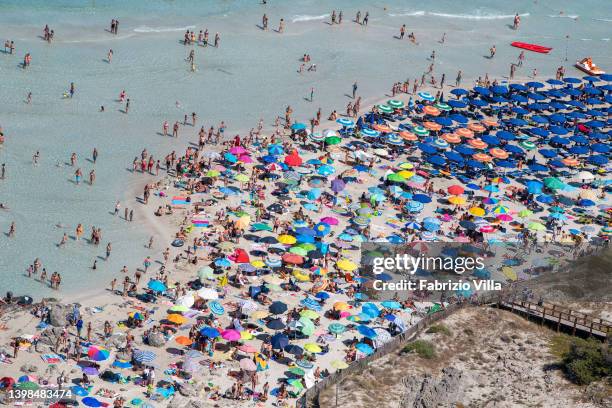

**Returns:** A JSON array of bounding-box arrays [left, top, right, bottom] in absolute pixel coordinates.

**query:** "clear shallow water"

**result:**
[[0, 0, 611, 298]]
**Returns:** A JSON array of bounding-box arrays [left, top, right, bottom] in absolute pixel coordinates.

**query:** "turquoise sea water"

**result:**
[[0, 0, 611, 298]]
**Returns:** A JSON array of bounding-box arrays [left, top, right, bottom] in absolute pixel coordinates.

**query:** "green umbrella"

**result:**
[[300, 310, 319, 320], [544, 177, 564, 190], [434, 102, 451, 111], [413, 126, 430, 136], [518, 209, 533, 218], [527, 222, 546, 231], [251, 223, 272, 231], [328, 322, 346, 334], [520, 140, 536, 150], [325, 136, 342, 145], [549, 206, 565, 213], [299, 317, 315, 336], [297, 243, 316, 251], [386, 173, 405, 182], [288, 378, 304, 390], [169, 305, 189, 312], [206, 170, 220, 177], [377, 104, 394, 114], [387, 99, 404, 108], [288, 367, 305, 377], [289, 247, 308, 256], [234, 174, 249, 182], [16, 382, 39, 391], [198, 266, 215, 280]]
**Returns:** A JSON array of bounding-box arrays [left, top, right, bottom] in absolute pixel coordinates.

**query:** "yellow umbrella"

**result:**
[[469, 207, 486, 217], [235, 215, 251, 230], [251, 310, 270, 320], [397, 170, 415, 179], [448, 195, 466, 205], [333, 301, 350, 311], [331, 360, 349, 369], [234, 174, 249, 183], [398, 162, 414, 170], [292, 270, 310, 282], [240, 331, 254, 340], [501, 266, 517, 281], [336, 259, 357, 271], [251, 260, 265, 268], [166, 314, 187, 325], [278, 235, 297, 245], [304, 343, 322, 353]]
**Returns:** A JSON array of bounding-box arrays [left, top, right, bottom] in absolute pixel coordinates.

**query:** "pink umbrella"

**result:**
[[221, 329, 241, 341], [238, 344, 257, 353], [479, 225, 495, 233], [441, 214, 453, 222], [320, 216, 339, 225], [239, 358, 257, 371], [213, 165, 226, 171], [339, 311, 351, 318], [238, 155, 253, 163], [230, 146, 247, 155], [496, 214, 513, 222]]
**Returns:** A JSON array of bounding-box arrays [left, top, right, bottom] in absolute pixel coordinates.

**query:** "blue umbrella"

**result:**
[[549, 126, 568, 135], [466, 159, 485, 169], [536, 194, 554, 204], [268, 144, 284, 155], [512, 107, 530, 115], [291, 122, 306, 130], [496, 131, 515, 141], [474, 86, 492, 96], [417, 143, 437, 154], [577, 199, 596, 207], [481, 135, 500, 146], [469, 99, 488, 107], [539, 149, 557, 158], [529, 127, 549, 137], [496, 160, 516, 168], [455, 145, 475, 155], [510, 94, 528, 103], [591, 143, 610, 153], [355, 343, 374, 355], [528, 163, 548, 172], [413, 194, 432, 203], [588, 155, 608, 165], [83, 397, 103, 407], [428, 155, 446, 166], [199, 326, 220, 338], [508, 118, 527, 126], [215, 257, 231, 267], [147, 280, 166, 293], [271, 333, 289, 350], [133, 350, 156, 363], [491, 85, 509, 94], [444, 151, 464, 163], [449, 114, 468, 123], [447, 100, 467, 109], [357, 325, 378, 339], [435, 117, 453, 126], [526, 81, 544, 88], [315, 292, 330, 300], [563, 77, 581, 84], [509, 83, 528, 91], [317, 165, 335, 176], [450, 88, 469, 96], [546, 79, 564, 85], [550, 136, 569, 145], [337, 118, 355, 127]]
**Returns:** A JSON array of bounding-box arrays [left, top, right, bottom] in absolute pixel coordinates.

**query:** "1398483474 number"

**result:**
[[8, 388, 73, 402]]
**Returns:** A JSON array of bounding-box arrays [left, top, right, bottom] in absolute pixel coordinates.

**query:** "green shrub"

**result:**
[[426, 324, 452, 336], [402, 340, 436, 359], [551, 336, 610, 385]]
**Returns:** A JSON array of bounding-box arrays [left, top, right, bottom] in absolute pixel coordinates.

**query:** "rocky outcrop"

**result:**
[[49, 304, 72, 327], [147, 332, 166, 347], [399, 367, 464, 408]]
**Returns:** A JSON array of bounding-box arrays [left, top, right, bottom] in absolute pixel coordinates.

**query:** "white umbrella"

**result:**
[[240, 300, 258, 315], [322, 129, 339, 138], [197, 287, 219, 300], [575, 170, 594, 181], [176, 294, 195, 308]]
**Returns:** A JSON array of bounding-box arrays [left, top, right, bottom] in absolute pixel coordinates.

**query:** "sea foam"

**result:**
[[134, 25, 196, 33]]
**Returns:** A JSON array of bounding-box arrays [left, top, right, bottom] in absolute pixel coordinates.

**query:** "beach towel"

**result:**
[[41, 353, 64, 364], [171, 196, 189, 205]]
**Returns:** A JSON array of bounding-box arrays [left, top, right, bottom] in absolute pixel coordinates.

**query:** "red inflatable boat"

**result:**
[[511, 42, 552, 54]]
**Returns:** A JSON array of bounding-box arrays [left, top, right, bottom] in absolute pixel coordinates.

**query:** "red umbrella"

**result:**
[[284, 151, 303, 167], [282, 253, 304, 265], [447, 185, 464, 195], [229, 248, 250, 263]]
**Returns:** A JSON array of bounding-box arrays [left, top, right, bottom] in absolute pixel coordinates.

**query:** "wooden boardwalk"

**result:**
[[498, 300, 611, 339]]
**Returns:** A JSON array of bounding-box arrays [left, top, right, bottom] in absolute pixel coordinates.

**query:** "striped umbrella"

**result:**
[[562, 157, 580, 167], [473, 153, 493, 162], [482, 119, 498, 127], [468, 123, 486, 133], [433, 138, 449, 149], [413, 126, 430, 136], [493, 205, 509, 214], [424, 121, 442, 131], [133, 350, 156, 364], [361, 128, 380, 137], [387, 99, 404, 108], [434, 102, 451, 111], [468, 139, 488, 149], [309, 131, 324, 142], [418, 91, 435, 101], [520, 140, 536, 150], [377, 104, 394, 114], [352, 216, 371, 227], [399, 131, 418, 141], [489, 148, 509, 159], [386, 133, 404, 146], [336, 118, 355, 127], [442, 133, 462, 143], [455, 127, 474, 138], [373, 124, 392, 132], [423, 105, 440, 116]]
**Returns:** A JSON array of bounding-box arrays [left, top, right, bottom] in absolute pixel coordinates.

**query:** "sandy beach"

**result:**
[[1, 1, 611, 407]]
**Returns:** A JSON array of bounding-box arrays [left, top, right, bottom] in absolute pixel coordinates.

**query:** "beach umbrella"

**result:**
[[328, 323, 347, 335], [469, 207, 486, 217], [544, 177, 564, 190], [282, 253, 304, 264], [336, 118, 355, 127], [271, 333, 289, 350], [269, 301, 288, 315], [333, 301, 350, 311], [361, 127, 380, 137], [112, 360, 132, 369], [166, 314, 187, 325], [336, 258, 357, 271], [448, 195, 466, 205], [277, 234, 296, 245], [418, 92, 435, 101], [526, 181, 543, 194], [388, 99, 404, 108], [239, 358, 257, 372], [82, 397, 103, 407], [133, 350, 156, 364], [357, 325, 377, 339], [199, 326, 220, 338], [87, 346, 110, 361], [413, 126, 430, 136], [221, 329, 241, 342], [175, 336, 193, 346], [309, 131, 324, 142], [197, 287, 218, 300], [209, 300, 225, 315], [304, 343, 322, 353], [147, 280, 166, 293], [492, 205, 509, 214], [423, 105, 440, 116], [355, 343, 374, 355], [299, 317, 315, 336]]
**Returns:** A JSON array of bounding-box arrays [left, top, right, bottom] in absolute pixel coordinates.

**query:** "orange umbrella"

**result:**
[[562, 157, 580, 167], [489, 148, 509, 159], [468, 123, 486, 133], [167, 314, 188, 325], [422, 106, 440, 116], [482, 119, 498, 127], [442, 133, 462, 143], [468, 138, 488, 149], [373, 124, 391, 133], [455, 127, 474, 138], [399, 131, 418, 141], [175, 336, 193, 346], [473, 153, 493, 162], [423, 121, 442, 131]]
